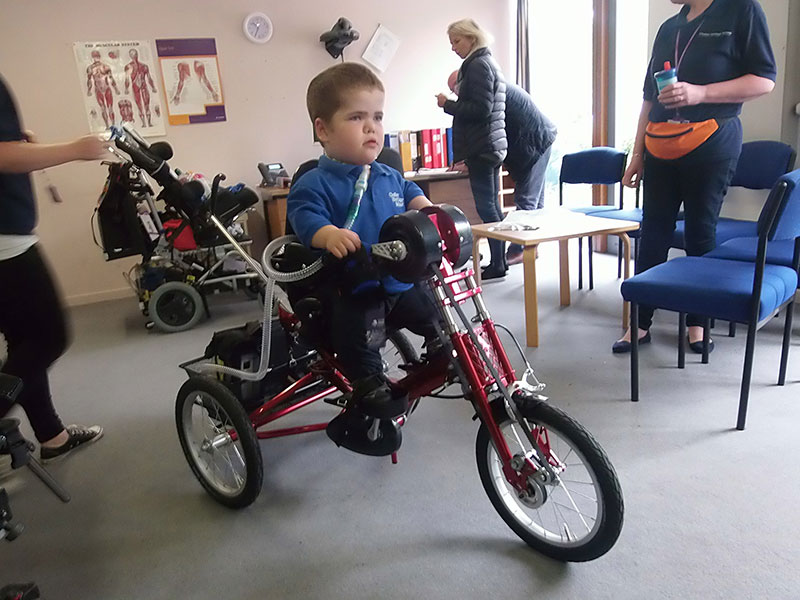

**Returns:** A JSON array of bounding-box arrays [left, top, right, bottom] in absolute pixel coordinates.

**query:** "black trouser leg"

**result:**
[[0, 245, 68, 443], [466, 159, 506, 270], [385, 284, 441, 343], [635, 154, 737, 330]]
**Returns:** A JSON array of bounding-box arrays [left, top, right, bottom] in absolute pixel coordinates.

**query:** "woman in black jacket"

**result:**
[[437, 19, 508, 279]]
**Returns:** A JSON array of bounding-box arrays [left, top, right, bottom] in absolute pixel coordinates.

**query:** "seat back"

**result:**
[[559, 147, 628, 208], [731, 141, 796, 190], [758, 168, 800, 242]]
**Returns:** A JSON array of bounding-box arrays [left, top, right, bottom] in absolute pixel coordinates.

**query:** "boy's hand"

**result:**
[[325, 228, 361, 258]]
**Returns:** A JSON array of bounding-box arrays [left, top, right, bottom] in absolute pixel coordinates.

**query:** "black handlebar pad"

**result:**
[[113, 132, 259, 237]]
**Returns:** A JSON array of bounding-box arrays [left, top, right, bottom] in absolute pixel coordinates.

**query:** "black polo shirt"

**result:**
[[642, 0, 776, 161], [0, 76, 36, 235]]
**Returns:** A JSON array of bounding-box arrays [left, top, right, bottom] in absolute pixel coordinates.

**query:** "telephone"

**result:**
[[257, 162, 289, 187]]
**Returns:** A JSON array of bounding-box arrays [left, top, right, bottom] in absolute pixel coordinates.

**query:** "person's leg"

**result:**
[[681, 156, 738, 341], [634, 156, 685, 330], [504, 159, 536, 263], [529, 145, 552, 211], [613, 156, 683, 350], [0, 246, 102, 460], [329, 293, 408, 426], [331, 295, 384, 380], [507, 161, 537, 211], [466, 159, 506, 277], [0, 246, 68, 443], [385, 284, 441, 344]]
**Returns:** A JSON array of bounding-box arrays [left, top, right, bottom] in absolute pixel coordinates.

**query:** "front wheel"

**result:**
[[476, 398, 623, 562], [175, 376, 263, 508]]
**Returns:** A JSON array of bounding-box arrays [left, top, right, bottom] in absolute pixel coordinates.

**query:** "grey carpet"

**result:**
[[2, 243, 799, 599]]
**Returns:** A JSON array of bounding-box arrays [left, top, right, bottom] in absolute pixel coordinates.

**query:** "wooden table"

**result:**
[[472, 211, 640, 347]]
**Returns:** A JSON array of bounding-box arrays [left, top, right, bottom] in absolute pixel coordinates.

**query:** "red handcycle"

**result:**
[[174, 204, 624, 563], [102, 129, 623, 562]]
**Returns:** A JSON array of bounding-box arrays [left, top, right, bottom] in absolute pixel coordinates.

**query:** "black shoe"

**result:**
[[612, 331, 651, 354], [352, 376, 408, 419], [326, 410, 402, 457], [40, 424, 103, 464], [506, 248, 524, 266], [481, 265, 508, 281], [688, 336, 715, 354], [0, 582, 40, 600]]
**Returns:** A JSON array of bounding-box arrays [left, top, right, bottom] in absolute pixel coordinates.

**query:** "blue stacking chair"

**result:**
[[559, 147, 628, 290], [671, 141, 796, 250], [586, 183, 642, 279], [621, 168, 800, 430]]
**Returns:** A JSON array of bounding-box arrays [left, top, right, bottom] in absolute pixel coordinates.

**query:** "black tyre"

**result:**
[[383, 330, 418, 381], [476, 398, 624, 562], [384, 330, 422, 414], [149, 281, 204, 333], [175, 376, 263, 508]]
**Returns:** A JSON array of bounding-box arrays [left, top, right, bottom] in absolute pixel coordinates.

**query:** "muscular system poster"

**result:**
[[73, 40, 166, 137], [155, 38, 225, 126]]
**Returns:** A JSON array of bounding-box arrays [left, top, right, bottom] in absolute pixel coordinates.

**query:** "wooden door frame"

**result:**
[[593, 0, 614, 249]]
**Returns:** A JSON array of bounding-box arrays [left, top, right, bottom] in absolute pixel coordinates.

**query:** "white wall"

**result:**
[[0, 0, 512, 304]]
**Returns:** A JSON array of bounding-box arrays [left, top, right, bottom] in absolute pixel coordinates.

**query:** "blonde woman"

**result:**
[[437, 19, 508, 280]]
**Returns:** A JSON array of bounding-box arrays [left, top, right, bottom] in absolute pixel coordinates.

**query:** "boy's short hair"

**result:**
[[306, 63, 384, 124]]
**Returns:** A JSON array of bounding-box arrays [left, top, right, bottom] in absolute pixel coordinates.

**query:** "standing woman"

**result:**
[[437, 19, 508, 280], [613, 0, 776, 353], [0, 75, 107, 462]]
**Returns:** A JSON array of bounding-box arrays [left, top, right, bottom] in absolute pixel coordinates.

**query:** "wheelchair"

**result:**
[[93, 126, 263, 333]]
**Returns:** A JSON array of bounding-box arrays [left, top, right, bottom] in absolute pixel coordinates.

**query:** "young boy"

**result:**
[[287, 63, 440, 447]]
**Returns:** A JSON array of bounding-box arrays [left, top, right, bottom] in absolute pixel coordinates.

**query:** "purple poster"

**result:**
[[156, 38, 225, 125]]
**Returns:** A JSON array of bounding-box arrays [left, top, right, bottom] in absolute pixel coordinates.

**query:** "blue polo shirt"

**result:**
[[643, 0, 776, 161], [0, 75, 36, 235], [287, 155, 425, 294]]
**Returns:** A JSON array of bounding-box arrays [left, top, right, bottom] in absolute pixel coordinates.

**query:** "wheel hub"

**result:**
[[518, 478, 548, 509]]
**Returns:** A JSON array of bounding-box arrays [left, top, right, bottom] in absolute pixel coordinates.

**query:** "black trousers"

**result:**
[[332, 284, 440, 380], [465, 158, 506, 270], [0, 245, 68, 442], [636, 153, 739, 330]]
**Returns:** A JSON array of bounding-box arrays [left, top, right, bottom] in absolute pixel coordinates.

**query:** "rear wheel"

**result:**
[[175, 376, 263, 508], [149, 281, 204, 333], [476, 398, 623, 562]]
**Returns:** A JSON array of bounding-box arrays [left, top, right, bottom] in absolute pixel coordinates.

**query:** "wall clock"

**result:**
[[243, 12, 273, 44]]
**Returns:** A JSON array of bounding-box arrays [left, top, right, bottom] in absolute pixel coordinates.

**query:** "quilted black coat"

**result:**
[[504, 83, 557, 171], [443, 47, 507, 166]]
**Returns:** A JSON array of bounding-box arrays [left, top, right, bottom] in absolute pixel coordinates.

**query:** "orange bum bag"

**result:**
[[644, 119, 719, 160]]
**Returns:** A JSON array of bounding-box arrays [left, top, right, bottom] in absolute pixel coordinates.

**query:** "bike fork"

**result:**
[[430, 268, 558, 485]]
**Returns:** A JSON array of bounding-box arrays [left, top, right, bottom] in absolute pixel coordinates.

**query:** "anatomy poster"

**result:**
[[73, 40, 166, 137], [155, 38, 225, 125]]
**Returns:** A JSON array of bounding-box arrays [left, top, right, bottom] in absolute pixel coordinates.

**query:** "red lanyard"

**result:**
[[674, 20, 705, 74]]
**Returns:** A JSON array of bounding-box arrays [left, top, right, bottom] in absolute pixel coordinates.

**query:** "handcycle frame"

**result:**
[[106, 128, 621, 560], [180, 207, 556, 492]]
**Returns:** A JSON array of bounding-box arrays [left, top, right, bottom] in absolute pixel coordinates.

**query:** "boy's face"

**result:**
[[315, 87, 385, 165]]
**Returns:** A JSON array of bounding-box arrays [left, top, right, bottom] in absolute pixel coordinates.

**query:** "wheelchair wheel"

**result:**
[[149, 281, 204, 333], [476, 397, 623, 562], [175, 376, 263, 508]]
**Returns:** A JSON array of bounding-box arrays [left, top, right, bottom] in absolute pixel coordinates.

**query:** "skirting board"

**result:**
[[65, 287, 132, 307]]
